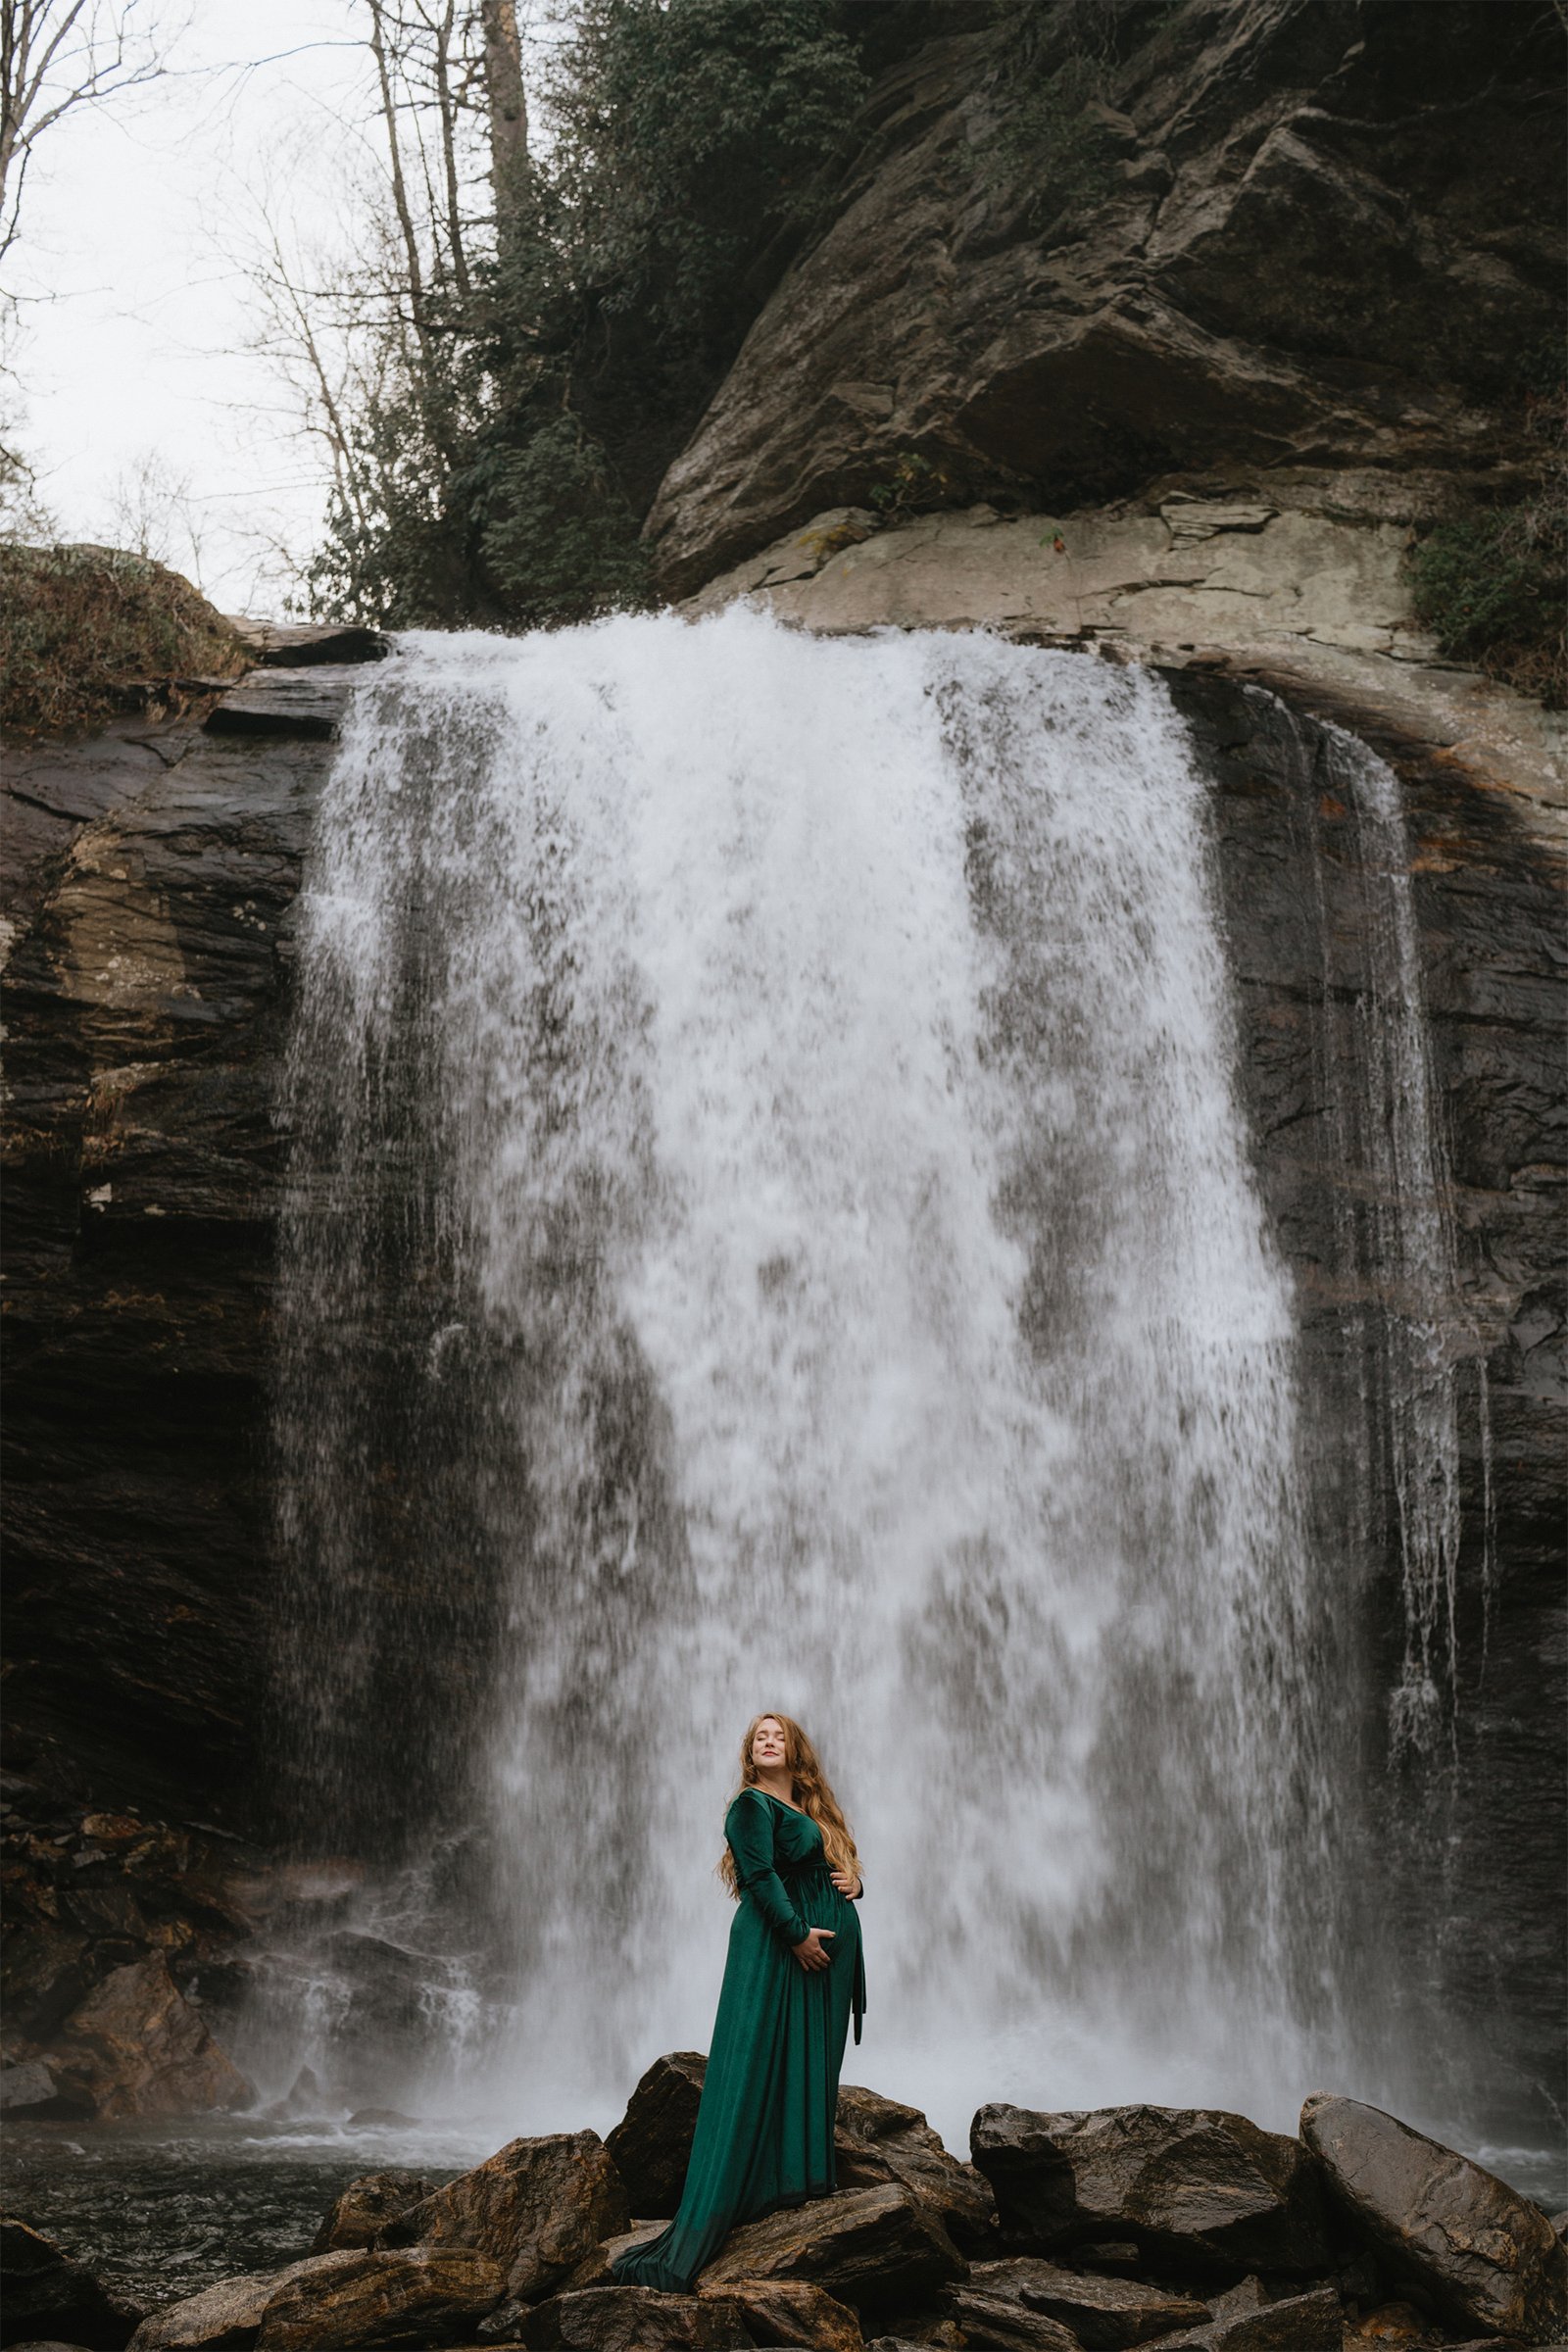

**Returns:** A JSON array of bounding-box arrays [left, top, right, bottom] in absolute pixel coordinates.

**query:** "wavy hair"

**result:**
[[717, 1712, 860, 1895]]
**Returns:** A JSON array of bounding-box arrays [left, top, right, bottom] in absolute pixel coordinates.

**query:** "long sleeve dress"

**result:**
[[610, 1786, 866, 2292]]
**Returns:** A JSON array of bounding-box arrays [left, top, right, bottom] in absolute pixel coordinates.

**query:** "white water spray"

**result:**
[[267, 612, 1344, 2142]]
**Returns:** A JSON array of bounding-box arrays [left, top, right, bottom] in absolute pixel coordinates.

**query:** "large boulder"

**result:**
[[0, 2218, 143, 2350], [48, 1957, 251, 2121], [310, 2172, 441, 2255], [518, 2285, 752, 2349], [700, 2277, 864, 2350], [605, 2053, 710, 2217], [1300, 2095, 1568, 2343], [127, 2260, 326, 2350], [1156, 2280, 1344, 2352], [835, 2086, 997, 2255], [947, 2257, 1209, 2350], [970, 2106, 1331, 2278], [400, 2131, 629, 2303], [254, 2245, 504, 2349], [701, 2183, 966, 2316]]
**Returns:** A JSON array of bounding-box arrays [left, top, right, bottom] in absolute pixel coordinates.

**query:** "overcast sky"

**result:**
[[8, 1, 385, 618]]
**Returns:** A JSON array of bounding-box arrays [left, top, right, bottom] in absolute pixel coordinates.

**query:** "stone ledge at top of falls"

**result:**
[[641, 1, 1560, 603], [678, 495, 1567, 846]]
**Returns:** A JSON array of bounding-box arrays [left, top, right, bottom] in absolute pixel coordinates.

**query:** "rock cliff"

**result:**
[[646, 0, 1562, 597]]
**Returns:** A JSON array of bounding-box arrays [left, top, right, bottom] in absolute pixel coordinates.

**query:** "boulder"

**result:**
[[0, 2218, 142, 2350], [1159, 2283, 1344, 2352], [126, 2260, 345, 2350], [835, 2087, 997, 2255], [402, 2131, 629, 2303], [701, 2277, 864, 2349], [970, 2106, 1330, 2278], [0, 2063, 73, 2119], [254, 2246, 505, 2349], [551, 2223, 665, 2296], [517, 2285, 752, 2349], [950, 2257, 1209, 2349], [605, 2054, 710, 2217], [700, 2183, 966, 2315], [49, 1958, 252, 2121], [310, 2172, 441, 2255], [1300, 2095, 1568, 2343], [941, 2278, 1080, 2351]]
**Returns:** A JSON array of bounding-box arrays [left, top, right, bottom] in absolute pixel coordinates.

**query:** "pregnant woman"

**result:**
[[611, 1711, 866, 2291]]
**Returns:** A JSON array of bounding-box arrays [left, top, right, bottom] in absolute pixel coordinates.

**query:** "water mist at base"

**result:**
[[250, 612, 1431, 2154]]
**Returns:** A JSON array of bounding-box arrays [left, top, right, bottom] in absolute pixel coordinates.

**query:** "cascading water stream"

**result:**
[[256, 613, 1352, 2141]]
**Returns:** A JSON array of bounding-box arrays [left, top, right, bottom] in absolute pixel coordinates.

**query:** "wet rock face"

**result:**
[[697, 2276, 865, 2351], [517, 2284, 753, 2350], [947, 2256, 1209, 2349], [645, 0, 1563, 593], [1300, 2095, 1568, 2343], [253, 2244, 505, 2349], [1170, 666, 1567, 2138], [310, 2172, 441, 2256], [47, 1954, 252, 2121], [605, 2050, 710, 2216], [969, 2104, 1331, 2278], [1, 675, 355, 1830], [699, 2180, 967, 2315], [399, 2131, 629, 2305], [0, 2215, 144, 2350]]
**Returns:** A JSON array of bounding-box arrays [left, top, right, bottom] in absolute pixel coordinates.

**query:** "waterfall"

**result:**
[[260, 612, 1347, 2142]]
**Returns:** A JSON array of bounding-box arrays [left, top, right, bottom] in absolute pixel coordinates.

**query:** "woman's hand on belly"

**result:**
[[792, 1926, 836, 1972], [829, 1869, 861, 1897]]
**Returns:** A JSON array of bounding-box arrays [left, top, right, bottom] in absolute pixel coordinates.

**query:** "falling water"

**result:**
[[260, 612, 1345, 2139]]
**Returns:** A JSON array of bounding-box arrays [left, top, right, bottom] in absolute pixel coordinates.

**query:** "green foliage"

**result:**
[[313, 0, 867, 633], [1408, 369, 1566, 708], [867, 450, 962, 520], [469, 416, 653, 627], [1410, 509, 1565, 707], [0, 543, 244, 737], [552, 0, 867, 368]]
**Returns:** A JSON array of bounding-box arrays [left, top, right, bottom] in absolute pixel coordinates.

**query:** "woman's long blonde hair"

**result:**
[[718, 1712, 860, 1895]]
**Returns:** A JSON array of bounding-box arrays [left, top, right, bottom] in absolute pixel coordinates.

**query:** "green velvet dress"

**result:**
[[611, 1786, 866, 2292]]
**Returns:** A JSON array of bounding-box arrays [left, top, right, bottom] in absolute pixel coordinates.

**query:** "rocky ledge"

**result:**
[[645, 0, 1561, 599], [5, 2071, 1566, 2352]]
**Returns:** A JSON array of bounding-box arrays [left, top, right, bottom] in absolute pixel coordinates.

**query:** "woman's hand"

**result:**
[[792, 1926, 836, 1972], [829, 1868, 861, 1898]]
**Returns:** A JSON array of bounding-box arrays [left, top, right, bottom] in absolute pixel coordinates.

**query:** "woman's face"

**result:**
[[751, 1717, 789, 1775]]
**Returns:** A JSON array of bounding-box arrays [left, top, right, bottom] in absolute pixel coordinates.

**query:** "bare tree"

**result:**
[[104, 444, 207, 579], [479, 0, 527, 261], [0, 2, 180, 272]]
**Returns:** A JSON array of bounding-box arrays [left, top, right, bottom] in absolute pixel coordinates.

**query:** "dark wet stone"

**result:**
[[1300, 2094, 1568, 2342], [254, 2245, 505, 2349], [1, 2216, 143, 2350], [311, 2172, 440, 2255], [951, 2255, 1210, 2348], [402, 2132, 629, 2304], [518, 2285, 752, 2349], [605, 2053, 709, 2217], [970, 2106, 1331, 2278], [701, 2182, 966, 2315]]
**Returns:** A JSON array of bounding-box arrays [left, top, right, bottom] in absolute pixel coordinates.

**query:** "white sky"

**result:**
[[7, 1, 385, 618]]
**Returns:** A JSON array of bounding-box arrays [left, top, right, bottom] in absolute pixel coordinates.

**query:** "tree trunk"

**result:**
[[479, 0, 528, 263]]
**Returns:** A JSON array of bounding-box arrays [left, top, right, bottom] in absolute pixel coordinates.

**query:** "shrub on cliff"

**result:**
[[1409, 351, 1566, 708], [0, 544, 246, 737]]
